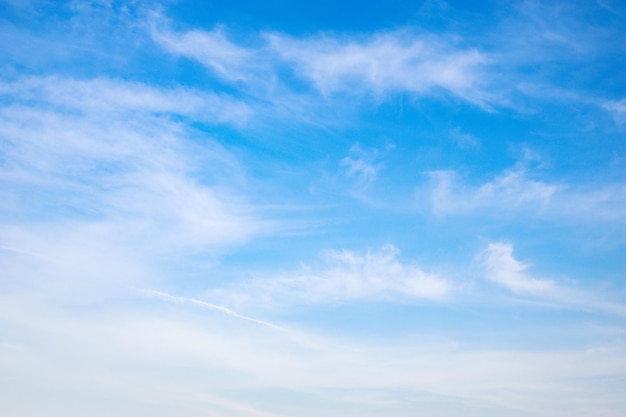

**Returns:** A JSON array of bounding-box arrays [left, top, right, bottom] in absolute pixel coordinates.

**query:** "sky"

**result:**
[[0, 0, 625, 416]]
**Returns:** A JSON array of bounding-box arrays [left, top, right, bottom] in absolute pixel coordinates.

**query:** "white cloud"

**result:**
[[211, 245, 451, 309], [341, 156, 379, 183], [267, 31, 490, 104], [603, 98, 626, 126], [148, 20, 492, 106], [477, 242, 626, 316], [0, 75, 269, 300], [149, 16, 259, 82], [449, 126, 480, 148], [427, 168, 558, 216], [0, 72, 290, 416], [423, 165, 626, 224], [480, 242, 556, 295], [340, 144, 385, 194], [0, 76, 252, 124]]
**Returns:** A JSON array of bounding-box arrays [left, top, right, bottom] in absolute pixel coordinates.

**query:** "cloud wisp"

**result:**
[[266, 31, 489, 103], [149, 17, 492, 106], [150, 17, 259, 83], [603, 98, 626, 126], [423, 165, 626, 225], [210, 245, 451, 311], [0, 76, 252, 124], [478, 242, 626, 317], [480, 242, 556, 295]]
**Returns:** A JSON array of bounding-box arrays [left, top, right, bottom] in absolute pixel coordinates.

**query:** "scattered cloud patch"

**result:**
[[340, 143, 386, 193], [449, 126, 480, 148], [603, 98, 626, 126], [149, 19, 492, 106], [267, 31, 490, 104], [476, 242, 626, 316], [480, 242, 556, 295], [212, 245, 451, 309], [423, 164, 626, 224], [149, 16, 257, 82]]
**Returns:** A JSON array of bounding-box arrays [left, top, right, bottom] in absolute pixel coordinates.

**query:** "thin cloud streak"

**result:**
[[0, 76, 253, 124], [140, 289, 286, 330]]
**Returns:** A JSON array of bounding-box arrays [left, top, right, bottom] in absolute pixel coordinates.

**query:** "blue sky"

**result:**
[[0, 0, 625, 416]]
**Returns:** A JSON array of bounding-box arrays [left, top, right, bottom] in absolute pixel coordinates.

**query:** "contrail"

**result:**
[[138, 288, 286, 331]]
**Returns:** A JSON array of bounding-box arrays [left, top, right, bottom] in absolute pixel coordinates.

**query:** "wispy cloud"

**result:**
[[480, 242, 556, 295], [427, 168, 558, 216], [603, 98, 626, 126], [339, 143, 388, 198], [146, 6, 626, 122], [341, 146, 381, 184], [149, 15, 258, 82], [267, 31, 490, 104], [149, 19, 492, 106], [0, 76, 252, 124], [423, 163, 626, 224], [210, 245, 451, 310], [0, 75, 270, 301], [449, 126, 480, 148], [477, 242, 626, 316]]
